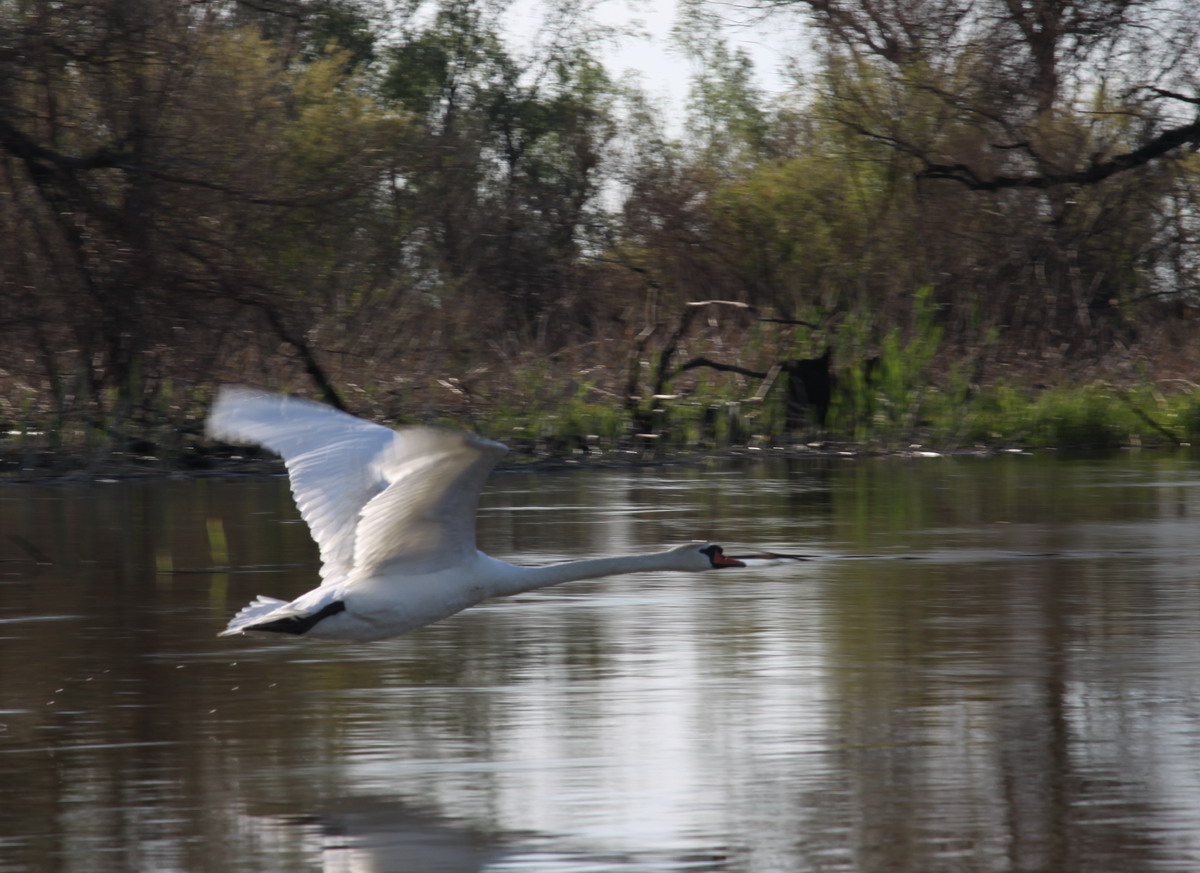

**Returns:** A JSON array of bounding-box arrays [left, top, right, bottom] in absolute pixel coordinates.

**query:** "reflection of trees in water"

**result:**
[[816, 524, 1200, 872], [4, 460, 1200, 871]]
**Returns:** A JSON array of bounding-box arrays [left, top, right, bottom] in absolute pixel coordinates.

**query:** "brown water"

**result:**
[[3, 453, 1200, 872]]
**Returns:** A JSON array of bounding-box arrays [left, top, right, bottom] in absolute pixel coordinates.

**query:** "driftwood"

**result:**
[[677, 356, 767, 380], [677, 350, 834, 430], [626, 300, 832, 438]]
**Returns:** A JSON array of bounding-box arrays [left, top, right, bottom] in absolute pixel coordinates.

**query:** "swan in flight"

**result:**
[[207, 387, 754, 642]]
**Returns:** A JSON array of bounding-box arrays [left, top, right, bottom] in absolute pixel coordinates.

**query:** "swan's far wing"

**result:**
[[206, 386, 399, 583], [352, 428, 508, 577]]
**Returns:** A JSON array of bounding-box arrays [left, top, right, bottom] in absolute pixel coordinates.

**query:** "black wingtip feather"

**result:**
[[249, 600, 347, 635]]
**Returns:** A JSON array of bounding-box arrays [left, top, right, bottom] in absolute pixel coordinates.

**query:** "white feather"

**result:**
[[207, 388, 504, 584], [208, 387, 762, 642]]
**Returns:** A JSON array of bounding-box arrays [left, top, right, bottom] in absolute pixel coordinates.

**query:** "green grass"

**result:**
[[7, 370, 1200, 479], [912, 382, 1196, 451], [472, 378, 1200, 455]]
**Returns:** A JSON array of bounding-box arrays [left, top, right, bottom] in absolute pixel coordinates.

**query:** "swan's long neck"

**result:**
[[487, 550, 688, 598]]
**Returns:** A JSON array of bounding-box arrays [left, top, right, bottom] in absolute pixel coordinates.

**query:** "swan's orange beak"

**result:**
[[712, 552, 746, 568]]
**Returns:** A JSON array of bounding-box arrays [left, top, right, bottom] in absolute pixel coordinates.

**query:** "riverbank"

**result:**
[[3, 376, 1198, 483], [0, 432, 1183, 486]]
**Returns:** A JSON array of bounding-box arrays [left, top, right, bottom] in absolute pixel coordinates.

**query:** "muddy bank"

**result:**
[[0, 436, 1054, 485]]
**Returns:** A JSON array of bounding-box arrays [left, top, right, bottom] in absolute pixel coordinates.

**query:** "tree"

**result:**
[[712, 0, 1200, 354], [0, 0, 402, 427], [379, 0, 619, 342], [752, 1, 1200, 188]]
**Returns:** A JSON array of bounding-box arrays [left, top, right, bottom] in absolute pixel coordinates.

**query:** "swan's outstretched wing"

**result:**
[[206, 387, 507, 583], [352, 427, 507, 575]]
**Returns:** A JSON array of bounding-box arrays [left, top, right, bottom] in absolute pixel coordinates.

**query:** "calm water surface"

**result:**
[[3, 453, 1200, 872]]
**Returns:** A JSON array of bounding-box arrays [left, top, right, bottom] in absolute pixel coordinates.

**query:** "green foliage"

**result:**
[[906, 384, 1192, 451], [710, 154, 877, 310], [302, 0, 380, 70], [475, 363, 631, 454], [676, 0, 773, 170], [1, 0, 1198, 459], [1028, 391, 1133, 450], [827, 287, 943, 440], [466, 368, 1200, 456], [375, 0, 619, 333]]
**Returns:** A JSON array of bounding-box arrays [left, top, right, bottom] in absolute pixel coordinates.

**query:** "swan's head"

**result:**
[[671, 543, 746, 570]]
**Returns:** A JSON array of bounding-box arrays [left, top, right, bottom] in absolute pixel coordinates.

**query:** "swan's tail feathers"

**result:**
[[219, 596, 291, 636], [219, 595, 348, 637]]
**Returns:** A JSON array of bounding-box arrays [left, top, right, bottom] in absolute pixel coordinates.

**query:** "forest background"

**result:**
[[4, 0, 1200, 470]]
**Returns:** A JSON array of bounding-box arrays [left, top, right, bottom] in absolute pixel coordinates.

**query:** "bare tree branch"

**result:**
[[918, 114, 1200, 190], [676, 355, 769, 379]]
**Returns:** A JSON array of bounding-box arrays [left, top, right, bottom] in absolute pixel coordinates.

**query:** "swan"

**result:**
[[207, 387, 752, 642]]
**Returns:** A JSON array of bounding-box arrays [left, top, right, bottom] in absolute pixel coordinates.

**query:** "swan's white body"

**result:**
[[208, 387, 746, 642]]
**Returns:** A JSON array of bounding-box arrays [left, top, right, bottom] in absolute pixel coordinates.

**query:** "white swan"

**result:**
[[207, 387, 751, 642]]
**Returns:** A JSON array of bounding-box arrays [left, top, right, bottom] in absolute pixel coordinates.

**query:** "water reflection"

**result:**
[[3, 454, 1200, 872], [242, 798, 505, 872]]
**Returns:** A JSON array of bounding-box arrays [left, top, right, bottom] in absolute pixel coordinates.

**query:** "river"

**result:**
[[3, 452, 1200, 872]]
